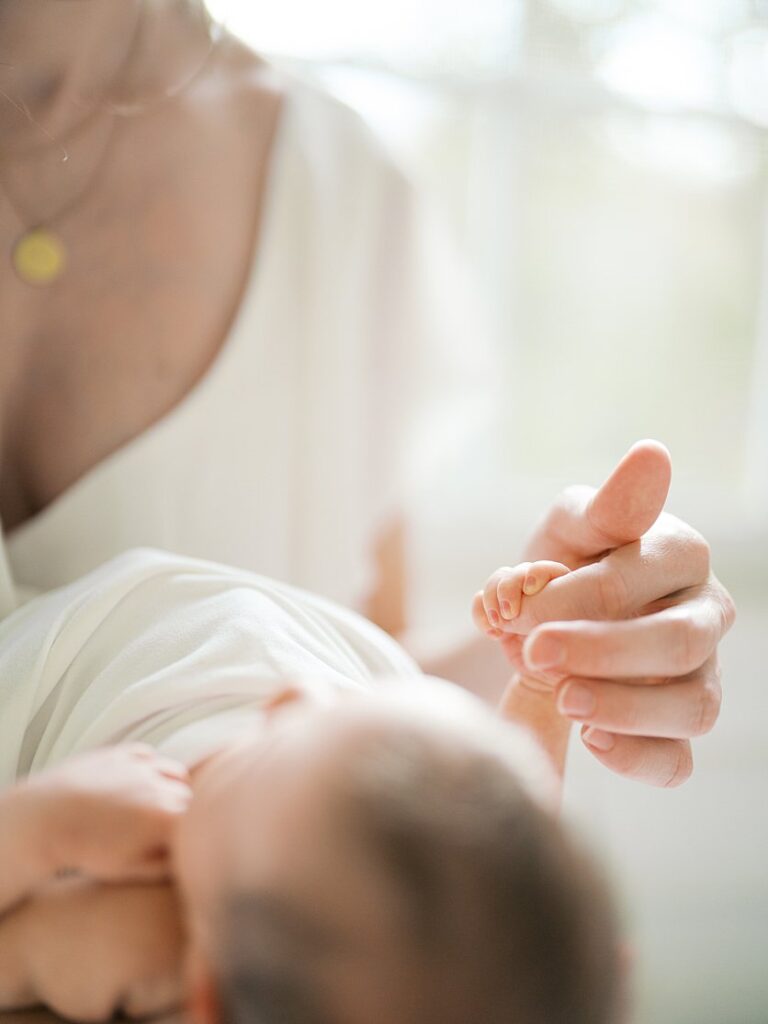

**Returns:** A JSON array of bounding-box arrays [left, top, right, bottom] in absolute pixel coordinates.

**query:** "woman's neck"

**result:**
[[0, 0, 144, 142], [0, 1, 206, 146]]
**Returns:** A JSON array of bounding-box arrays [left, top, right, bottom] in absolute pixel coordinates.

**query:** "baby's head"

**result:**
[[176, 678, 622, 1024]]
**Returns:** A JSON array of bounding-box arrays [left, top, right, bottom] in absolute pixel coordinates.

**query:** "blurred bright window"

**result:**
[[206, 7, 768, 1022], [208, 0, 768, 552]]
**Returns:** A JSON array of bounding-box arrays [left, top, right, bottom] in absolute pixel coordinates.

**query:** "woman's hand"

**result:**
[[23, 744, 192, 883], [501, 441, 735, 787]]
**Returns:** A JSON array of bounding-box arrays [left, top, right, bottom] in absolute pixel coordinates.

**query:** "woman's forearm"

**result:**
[[415, 631, 510, 704], [497, 676, 571, 796], [418, 635, 570, 798]]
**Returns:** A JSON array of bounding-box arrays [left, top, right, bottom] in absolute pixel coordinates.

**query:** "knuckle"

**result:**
[[497, 572, 519, 596], [663, 743, 693, 788], [604, 739, 639, 778], [672, 618, 708, 674], [680, 525, 711, 576], [692, 678, 722, 737], [720, 587, 737, 633], [595, 565, 629, 620], [620, 692, 642, 734]]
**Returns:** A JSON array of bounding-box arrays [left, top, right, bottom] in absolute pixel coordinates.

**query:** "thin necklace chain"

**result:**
[[104, 3, 223, 118]]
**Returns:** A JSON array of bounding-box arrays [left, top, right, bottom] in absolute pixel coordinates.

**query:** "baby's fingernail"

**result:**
[[523, 574, 539, 595], [524, 634, 565, 670], [488, 609, 500, 626], [500, 599, 513, 619], [486, 628, 502, 638], [583, 727, 615, 752]]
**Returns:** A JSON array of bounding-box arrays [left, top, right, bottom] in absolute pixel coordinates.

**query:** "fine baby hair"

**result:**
[[214, 704, 621, 1024]]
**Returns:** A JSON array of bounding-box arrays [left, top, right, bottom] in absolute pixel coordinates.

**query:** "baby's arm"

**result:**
[[0, 746, 191, 1017], [0, 744, 190, 908], [0, 877, 184, 1020], [472, 560, 571, 637], [0, 784, 55, 917], [472, 561, 573, 785]]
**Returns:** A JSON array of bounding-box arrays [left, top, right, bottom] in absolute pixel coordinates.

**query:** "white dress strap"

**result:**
[[0, 528, 17, 618]]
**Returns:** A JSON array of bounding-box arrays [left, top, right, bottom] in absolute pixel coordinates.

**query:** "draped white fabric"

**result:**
[[0, 548, 420, 785]]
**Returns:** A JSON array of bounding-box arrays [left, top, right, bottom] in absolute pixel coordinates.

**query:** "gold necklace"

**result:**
[[3, 112, 118, 286], [0, 1, 220, 287]]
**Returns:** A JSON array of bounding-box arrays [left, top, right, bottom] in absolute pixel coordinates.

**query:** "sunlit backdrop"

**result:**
[[203, 3, 768, 1022]]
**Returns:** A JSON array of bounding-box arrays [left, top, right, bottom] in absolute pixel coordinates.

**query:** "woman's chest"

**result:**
[[0, 71, 283, 530]]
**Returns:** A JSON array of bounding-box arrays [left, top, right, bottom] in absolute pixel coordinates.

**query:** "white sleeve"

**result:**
[[341, 129, 497, 612], [258, 82, 497, 611]]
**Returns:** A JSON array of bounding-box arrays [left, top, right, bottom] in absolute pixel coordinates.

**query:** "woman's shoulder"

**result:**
[[214, 33, 411, 195]]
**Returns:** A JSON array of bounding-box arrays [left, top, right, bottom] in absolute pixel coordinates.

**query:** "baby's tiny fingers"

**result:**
[[472, 591, 502, 637], [523, 560, 571, 597], [483, 567, 520, 627], [496, 563, 531, 620]]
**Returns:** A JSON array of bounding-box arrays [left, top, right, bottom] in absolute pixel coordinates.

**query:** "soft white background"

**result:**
[[207, 2, 767, 1021]]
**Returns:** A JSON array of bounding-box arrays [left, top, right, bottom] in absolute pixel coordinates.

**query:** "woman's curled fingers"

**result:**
[[555, 655, 722, 739]]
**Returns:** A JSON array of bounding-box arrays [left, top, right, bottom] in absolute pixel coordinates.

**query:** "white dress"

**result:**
[[0, 547, 421, 785], [5, 68, 482, 613]]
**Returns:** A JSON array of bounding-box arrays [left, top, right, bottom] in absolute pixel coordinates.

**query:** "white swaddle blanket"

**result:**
[[0, 548, 421, 785]]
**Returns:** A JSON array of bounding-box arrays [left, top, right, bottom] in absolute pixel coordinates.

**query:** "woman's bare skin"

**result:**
[[0, 2, 283, 530]]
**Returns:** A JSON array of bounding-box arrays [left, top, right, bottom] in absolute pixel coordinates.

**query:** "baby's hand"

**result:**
[[23, 745, 192, 884], [472, 560, 570, 637], [474, 562, 574, 782]]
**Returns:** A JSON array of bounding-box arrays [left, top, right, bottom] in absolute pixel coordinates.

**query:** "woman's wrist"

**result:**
[[497, 675, 572, 787]]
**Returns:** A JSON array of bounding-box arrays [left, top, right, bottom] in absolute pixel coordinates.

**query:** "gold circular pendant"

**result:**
[[12, 228, 67, 286]]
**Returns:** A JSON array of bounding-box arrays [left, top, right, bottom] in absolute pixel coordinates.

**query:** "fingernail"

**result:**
[[583, 727, 615, 752], [488, 609, 500, 626], [524, 634, 565, 670], [558, 683, 596, 718], [523, 575, 538, 595], [500, 599, 513, 619]]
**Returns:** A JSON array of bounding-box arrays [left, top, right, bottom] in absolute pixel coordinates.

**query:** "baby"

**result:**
[[0, 549, 621, 1024]]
